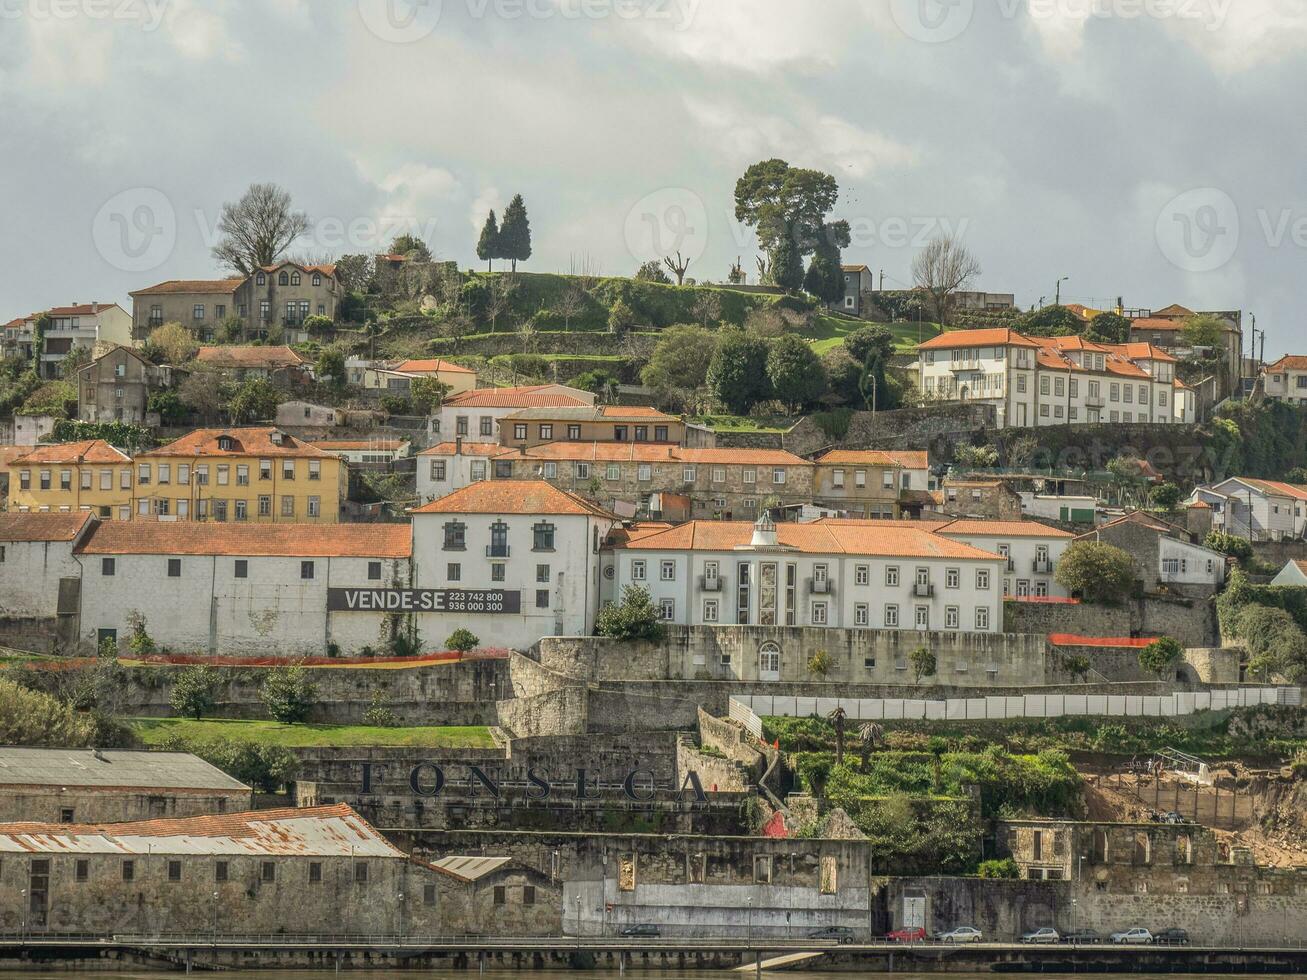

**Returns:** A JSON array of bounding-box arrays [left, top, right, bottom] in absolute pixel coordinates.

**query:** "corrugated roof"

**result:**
[[0, 748, 248, 792], [431, 855, 512, 882], [0, 804, 403, 857], [76, 522, 412, 558]]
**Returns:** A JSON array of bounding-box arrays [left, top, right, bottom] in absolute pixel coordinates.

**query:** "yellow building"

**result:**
[[133, 427, 346, 523], [7, 441, 135, 519]]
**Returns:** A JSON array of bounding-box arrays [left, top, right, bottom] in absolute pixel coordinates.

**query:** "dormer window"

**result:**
[[217, 436, 234, 452], [291, 272, 301, 286], [279, 272, 290, 286]]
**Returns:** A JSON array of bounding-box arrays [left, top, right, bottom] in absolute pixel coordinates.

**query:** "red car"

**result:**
[[886, 928, 927, 943]]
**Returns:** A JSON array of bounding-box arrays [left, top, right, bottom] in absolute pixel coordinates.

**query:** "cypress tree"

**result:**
[[499, 194, 532, 272], [476, 210, 500, 273]]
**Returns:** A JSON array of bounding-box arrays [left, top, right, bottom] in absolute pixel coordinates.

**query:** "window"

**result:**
[[353, 862, 368, 883], [423, 883, 437, 905], [855, 564, 870, 586], [122, 860, 135, 882], [368, 561, 383, 581], [811, 601, 828, 625], [703, 598, 719, 622], [536, 589, 550, 609], [637, 464, 652, 482], [976, 607, 991, 630], [884, 604, 899, 627], [307, 496, 320, 518], [915, 605, 929, 629], [234, 499, 247, 522], [442, 521, 466, 550], [491, 563, 506, 582], [307, 460, 320, 481], [712, 466, 726, 484], [977, 569, 990, 590], [102, 558, 116, 576], [167, 558, 181, 577], [575, 461, 590, 480], [261, 861, 275, 882], [80, 469, 91, 490], [447, 563, 462, 582], [533, 522, 556, 551], [659, 598, 675, 621], [743, 468, 757, 485], [854, 603, 869, 626], [493, 885, 506, 905], [494, 460, 513, 478], [301, 560, 315, 580], [886, 566, 900, 587], [632, 560, 646, 581], [660, 559, 676, 581], [605, 463, 621, 482], [429, 460, 447, 481], [946, 567, 960, 589], [539, 424, 553, 440], [233, 559, 249, 579], [831, 468, 845, 488], [168, 860, 182, 882], [60, 807, 75, 823], [945, 606, 959, 630], [193, 304, 205, 321], [137, 463, 150, 486], [772, 468, 786, 485], [513, 423, 528, 440], [75, 859, 89, 882], [282, 461, 295, 480], [281, 496, 294, 518]]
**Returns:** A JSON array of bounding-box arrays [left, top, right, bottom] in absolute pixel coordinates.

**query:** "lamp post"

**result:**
[[747, 897, 753, 944], [212, 890, 219, 946], [575, 896, 582, 948], [1055, 278, 1069, 307], [20, 889, 26, 946]]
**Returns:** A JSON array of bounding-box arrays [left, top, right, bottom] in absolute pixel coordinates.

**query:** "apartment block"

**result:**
[[1262, 355, 1307, 405], [6, 441, 135, 519], [3, 303, 133, 379], [498, 405, 685, 449]]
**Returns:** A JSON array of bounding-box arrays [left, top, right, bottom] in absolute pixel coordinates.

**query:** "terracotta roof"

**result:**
[[841, 264, 871, 273], [816, 450, 928, 469], [442, 386, 591, 409], [410, 480, 613, 518], [0, 446, 26, 467], [196, 346, 309, 369], [935, 519, 1074, 539], [510, 442, 808, 466], [1292, 560, 1307, 576], [313, 439, 407, 452], [1118, 342, 1178, 363], [0, 804, 403, 858], [76, 522, 410, 558], [393, 358, 475, 376], [130, 279, 243, 296], [417, 442, 511, 458], [917, 328, 1041, 351], [141, 428, 333, 459], [11, 440, 131, 466], [615, 520, 1003, 560], [1267, 355, 1307, 373], [45, 303, 125, 318], [1188, 500, 1211, 510], [0, 511, 94, 543], [1152, 304, 1196, 318]]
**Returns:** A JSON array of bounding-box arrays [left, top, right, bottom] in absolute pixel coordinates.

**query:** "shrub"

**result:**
[[259, 665, 318, 725], [977, 858, 1021, 879], [125, 610, 157, 657], [807, 650, 833, 677], [362, 690, 399, 728], [596, 586, 666, 642], [1138, 637, 1184, 680], [0, 678, 134, 749], [910, 646, 937, 685], [1205, 532, 1253, 564], [1055, 541, 1137, 605], [446, 629, 480, 653]]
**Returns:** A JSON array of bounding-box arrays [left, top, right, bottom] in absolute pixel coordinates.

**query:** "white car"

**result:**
[[1111, 928, 1153, 945], [1021, 928, 1060, 944], [938, 926, 983, 944]]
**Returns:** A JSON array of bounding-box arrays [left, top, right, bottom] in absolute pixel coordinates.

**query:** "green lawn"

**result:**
[[130, 717, 496, 749], [802, 313, 946, 354], [687, 415, 795, 433]]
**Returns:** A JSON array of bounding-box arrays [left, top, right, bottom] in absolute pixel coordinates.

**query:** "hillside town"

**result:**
[[4, 4, 1307, 974]]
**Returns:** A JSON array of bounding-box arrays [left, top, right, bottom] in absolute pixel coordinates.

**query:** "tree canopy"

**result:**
[[212, 183, 309, 275], [1055, 541, 1137, 605], [476, 210, 500, 272], [767, 334, 826, 412], [707, 329, 772, 415], [640, 325, 718, 408], [498, 194, 532, 272]]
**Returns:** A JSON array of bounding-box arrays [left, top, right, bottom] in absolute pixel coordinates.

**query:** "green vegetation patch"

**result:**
[[800, 312, 944, 354], [686, 414, 794, 433], [130, 717, 495, 749]]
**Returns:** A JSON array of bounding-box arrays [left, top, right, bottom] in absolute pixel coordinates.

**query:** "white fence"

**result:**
[[731, 687, 1299, 723], [728, 697, 763, 738]]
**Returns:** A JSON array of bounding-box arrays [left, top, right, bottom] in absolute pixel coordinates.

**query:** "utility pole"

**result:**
[[879, 269, 885, 291], [1055, 277, 1069, 307]]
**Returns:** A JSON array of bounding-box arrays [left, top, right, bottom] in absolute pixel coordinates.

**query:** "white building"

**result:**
[[1019, 493, 1098, 524], [601, 515, 1007, 637], [416, 441, 512, 502], [931, 519, 1074, 599], [917, 329, 1194, 429], [431, 385, 595, 442], [1187, 478, 1307, 542], [409, 480, 618, 646], [1263, 356, 1307, 405], [4, 303, 133, 380], [0, 512, 93, 617], [312, 438, 412, 465]]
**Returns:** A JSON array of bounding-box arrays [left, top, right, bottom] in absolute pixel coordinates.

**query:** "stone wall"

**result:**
[[0, 787, 253, 826], [1252, 539, 1307, 569], [785, 403, 996, 457], [496, 687, 588, 738], [0, 616, 61, 654], [1005, 595, 1220, 648]]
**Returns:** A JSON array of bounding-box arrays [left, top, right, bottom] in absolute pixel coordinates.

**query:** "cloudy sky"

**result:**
[[1, 0, 1303, 355]]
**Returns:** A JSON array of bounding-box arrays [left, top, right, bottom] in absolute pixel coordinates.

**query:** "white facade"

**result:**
[[0, 514, 89, 618], [416, 443, 507, 502], [430, 386, 595, 442], [1157, 535, 1226, 590], [933, 522, 1074, 599], [1188, 478, 1307, 542], [601, 518, 1006, 637], [1263, 357, 1307, 405], [1019, 493, 1098, 524], [917, 330, 1184, 430]]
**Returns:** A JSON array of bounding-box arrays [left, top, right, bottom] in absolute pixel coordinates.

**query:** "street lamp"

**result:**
[[575, 896, 582, 947], [1055, 278, 1070, 307], [747, 897, 753, 943], [212, 890, 219, 946]]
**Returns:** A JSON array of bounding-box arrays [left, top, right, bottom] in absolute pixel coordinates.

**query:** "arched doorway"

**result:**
[[759, 642, 781, 681]]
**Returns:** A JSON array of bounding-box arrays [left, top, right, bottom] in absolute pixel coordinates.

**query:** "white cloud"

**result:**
[[469, 184, 503, 235], [164, 0, 245, 62]]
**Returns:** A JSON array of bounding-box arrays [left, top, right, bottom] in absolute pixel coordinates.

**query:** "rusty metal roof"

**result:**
[[0, 748, 249, 792], [0, 803, 404, 857]]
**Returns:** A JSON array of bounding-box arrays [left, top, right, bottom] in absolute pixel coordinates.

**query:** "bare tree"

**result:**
[[755, 254, 772, 286], [692, 290, 723, 328], [911, 235, 982, 326], [663, 251, 692, 286], [486, 275, 518, 333], [557, 279, 588, 330], [211, 183, 310, 275]]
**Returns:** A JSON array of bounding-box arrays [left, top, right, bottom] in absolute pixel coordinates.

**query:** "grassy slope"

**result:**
[[130, 717, 496, 749], [802, 311, 946, 354]]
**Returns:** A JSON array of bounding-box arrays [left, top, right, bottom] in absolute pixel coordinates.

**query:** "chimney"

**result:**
[[92, 302, 99, 314]]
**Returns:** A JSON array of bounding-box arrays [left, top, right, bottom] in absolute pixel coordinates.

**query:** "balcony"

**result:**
[[806, 578, 834, 597], [485, 545, 511, 559], [950, 359, 982, 372], [1004, 559, 1015, 573], [913, 582, 934, 598], [1085, 395, 1106, 408], [1033, 559, 1053, 574], [699, 574, 725, 592]]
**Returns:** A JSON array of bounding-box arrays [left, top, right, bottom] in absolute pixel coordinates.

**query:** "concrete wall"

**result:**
[[0, 787, 252, 825], [0, 538, 80, 619]]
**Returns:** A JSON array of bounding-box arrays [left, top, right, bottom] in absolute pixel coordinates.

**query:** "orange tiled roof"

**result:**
[[141, 428, 333, 459], [817, 449, 928, 469], [196, 346, 309, 369], [935, 519, 1074, 539], [0, 511, 95, 542], [394, 358, 476, 376], [916, 328, 1040, 351], [130, 279, 244, 296], [442, 386, 591, 409], [11, 440, 131, 466], [76, 522, 410, 558], [1118, 342, 1178, 363], [417, 442, 511, 458], [614, 520, 1003, 560], [410, 480, 613, 518], [1151, 304, 1196, 318], [511, 442, 808, 466], [46, 303, 124, 318], [598, 405, 675, 419], [1267, 355, 1307, 373]]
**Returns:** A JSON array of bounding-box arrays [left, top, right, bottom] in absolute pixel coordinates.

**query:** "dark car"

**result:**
[[620, 924, 661, 938], [1154, 927, 1190, 946], [807, 926, 856, 944], [1060, 929, 1102, 945]]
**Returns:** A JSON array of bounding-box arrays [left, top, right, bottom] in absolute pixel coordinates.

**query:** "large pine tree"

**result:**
[[498, 194, 532, 272], [476, 210, 500, 272]]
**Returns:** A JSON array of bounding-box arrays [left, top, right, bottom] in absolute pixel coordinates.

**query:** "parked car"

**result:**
[[886, 927, 927, 943], [1021, 928, 1060, 944], [1111, 928, 1154, 945], [1060, 929, 1102, 945], [807, 926, 856, 944], [1154, 928, 1190, 946], [620, 924, 660, 938], [938, 926, 983, 944]]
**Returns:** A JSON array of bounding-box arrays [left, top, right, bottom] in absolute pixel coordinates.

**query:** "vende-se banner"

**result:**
[[327, 589, 521, 614]]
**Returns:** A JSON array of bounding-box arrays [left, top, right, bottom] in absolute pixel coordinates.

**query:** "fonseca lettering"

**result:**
[[328, 588, 521, 614], [361, 763, 707, 803]]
